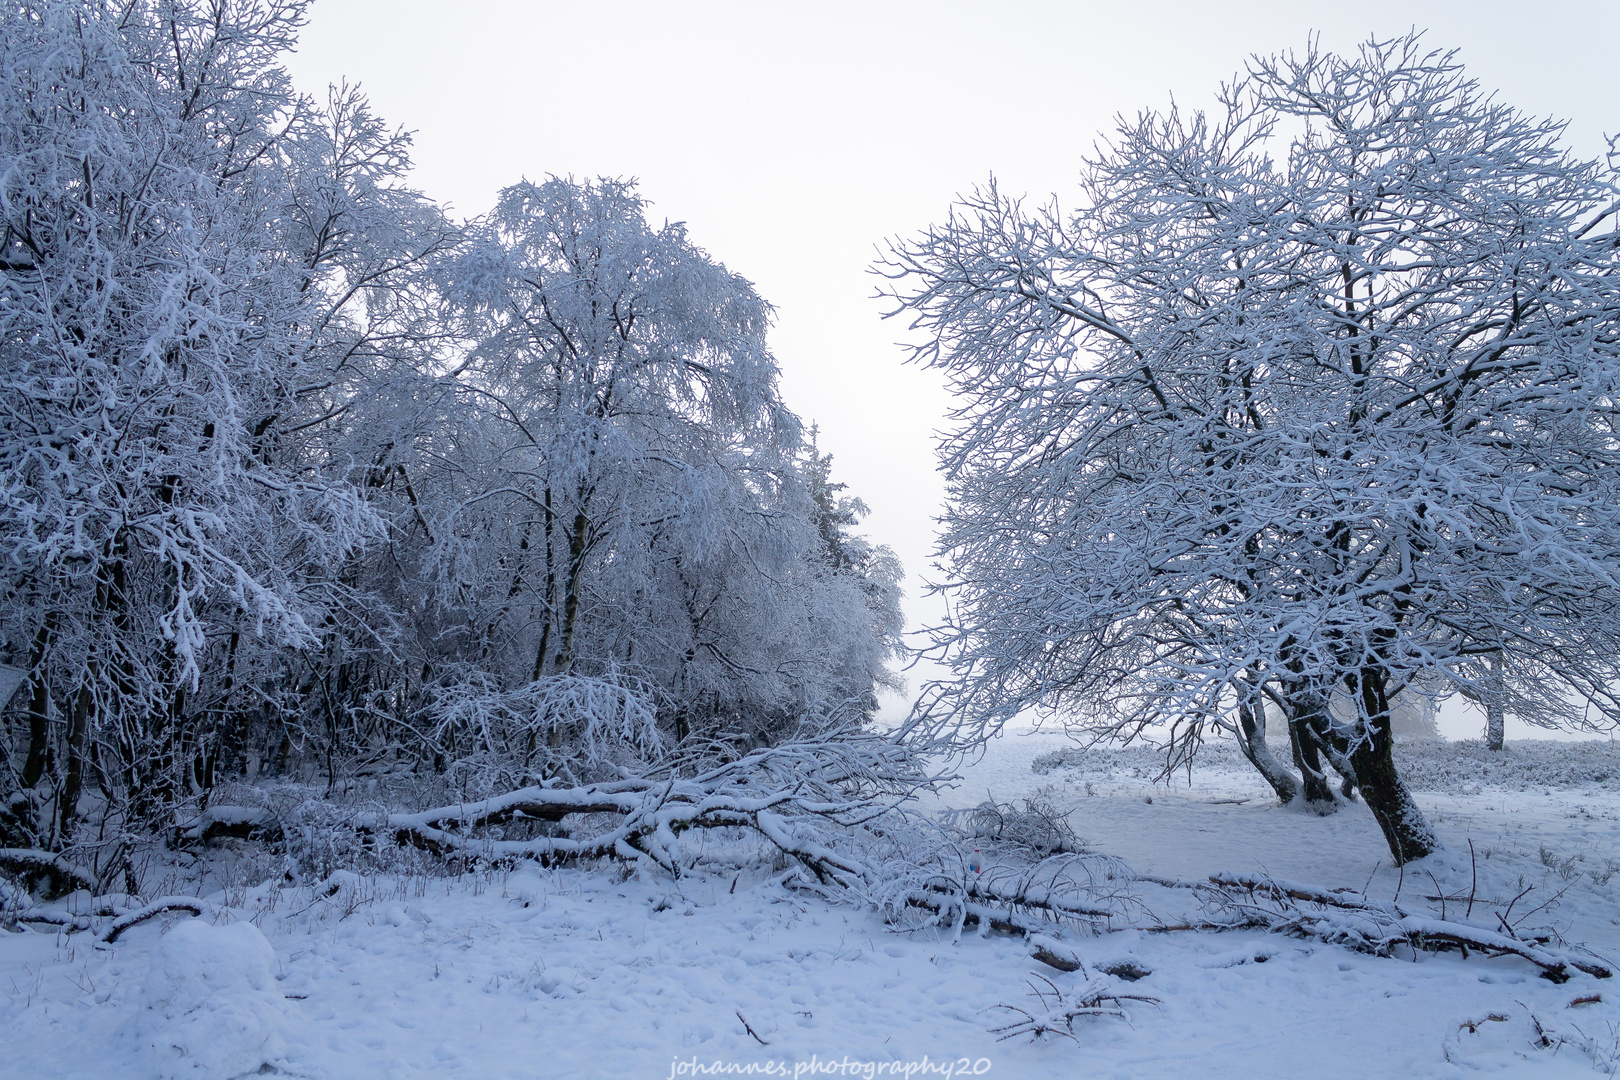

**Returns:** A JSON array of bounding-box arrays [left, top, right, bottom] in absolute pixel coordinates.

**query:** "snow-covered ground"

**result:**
[[4, 735, 1618, 1080]]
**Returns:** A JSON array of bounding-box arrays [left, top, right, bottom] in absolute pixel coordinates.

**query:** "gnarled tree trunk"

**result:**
[[1349, 667, 1437, 865]]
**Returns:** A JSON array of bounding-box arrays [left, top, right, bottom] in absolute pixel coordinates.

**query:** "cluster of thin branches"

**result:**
[[987, 973, 1161, 1044]]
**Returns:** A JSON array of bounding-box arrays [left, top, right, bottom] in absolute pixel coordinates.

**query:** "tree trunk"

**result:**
[[56, 680, 92, 843], [1350, 667, 1438, 865], [1235, 698, 1299, 803], [1284, 692, 1338, 812], [554, 510, 589, 675], [1482, 655, 1506, 751], [21, 615, 56, 792], [1295, 704, 1360, 801]]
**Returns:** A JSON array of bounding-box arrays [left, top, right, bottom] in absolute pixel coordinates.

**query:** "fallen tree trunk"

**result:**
[[0, 848, 96, 898], [6, 741, 1136, 975], [373, 738, 929, 889], [175, 807, 284, 845]]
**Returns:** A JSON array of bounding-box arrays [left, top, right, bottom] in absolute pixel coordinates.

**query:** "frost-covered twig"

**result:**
[[954, 796, 1086, 856], [987, 974, 1160, 1043]]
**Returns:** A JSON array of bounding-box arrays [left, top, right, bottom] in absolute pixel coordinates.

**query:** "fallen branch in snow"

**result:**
[[14, 739, 954, 943], [903, 891, 1068, 940], [964, 859, 1122, 922], [1135, 874, 1202, 890], [174, 806, 284, 845], [875, 851, 1139, 976], [1527, 1004, 1620, 1073], [1445, 1001, 1620, 1072], [1442, 1012, 1513, 1065], [382, 776, 875, 885], [9, 908, 93, 932], [374, 737, 929, 890], [28, 873, 345, 943], [899, 860, 1124, 936], [100, 896, 218, 943], [1027, 933, 1086, 973], [1202, 872, 1613, 984], [987, 974, 1159, 1043], [736, 1012, 769, 1046]]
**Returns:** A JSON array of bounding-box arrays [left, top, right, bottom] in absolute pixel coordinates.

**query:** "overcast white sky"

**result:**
[[283, 0, 1619, 740]]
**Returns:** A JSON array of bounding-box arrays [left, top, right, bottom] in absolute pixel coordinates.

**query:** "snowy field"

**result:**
[[4, 736, 1618, 1080]]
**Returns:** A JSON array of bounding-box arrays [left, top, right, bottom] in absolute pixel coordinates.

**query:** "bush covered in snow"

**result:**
[[1389, 740, 1620, 795]]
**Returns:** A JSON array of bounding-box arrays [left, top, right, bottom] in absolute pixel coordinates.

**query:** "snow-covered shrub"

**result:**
[[963, 796, 1085, 856], [1393, 741, 1620, 795], [0, 872, 29, 928], [1033, 738, 1620, 794], [1032, 742, 1256, 780], [424, 670, 665, 789]]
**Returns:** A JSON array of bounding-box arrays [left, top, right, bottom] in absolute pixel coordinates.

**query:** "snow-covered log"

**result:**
[[965, 858, 1127, 922], [0, 848, 97, 898], [386, 781, 650, 836], [175, 807, 285, 845], [379, 738, 1140, 948], [1026, 934, 1086, 973]]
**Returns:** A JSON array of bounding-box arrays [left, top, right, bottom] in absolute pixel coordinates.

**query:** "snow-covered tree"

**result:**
[[880, 33, 1620, 863], [405, 177, 903, 779], [0, 3, 904, 854], [0, 0, 449, 843]]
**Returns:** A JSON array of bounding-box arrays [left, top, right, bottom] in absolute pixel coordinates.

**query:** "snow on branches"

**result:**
[[879, 31, 1620, 863], [0, 3, 903, 859]]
